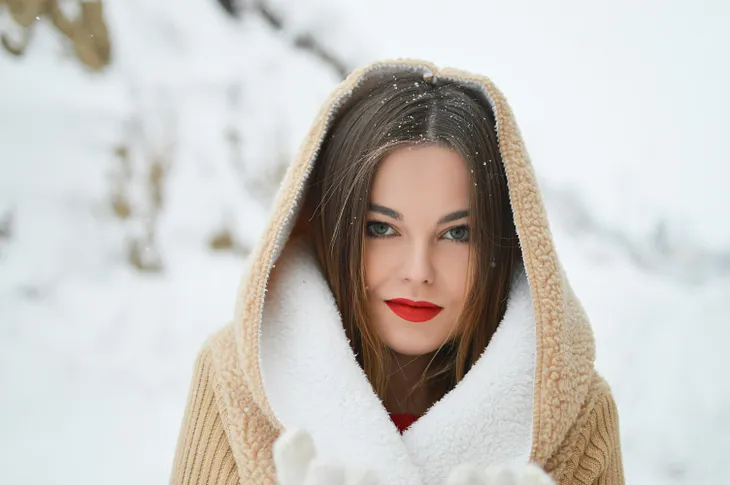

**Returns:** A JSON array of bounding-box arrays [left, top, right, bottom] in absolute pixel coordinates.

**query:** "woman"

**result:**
[[170, 60, 624, 485]]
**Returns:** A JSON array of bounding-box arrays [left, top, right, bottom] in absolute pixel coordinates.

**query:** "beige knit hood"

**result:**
[[173, 59, 623, 485]]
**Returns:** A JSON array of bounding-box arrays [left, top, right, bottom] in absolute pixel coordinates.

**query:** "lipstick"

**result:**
[[385, 298, 443, 323]]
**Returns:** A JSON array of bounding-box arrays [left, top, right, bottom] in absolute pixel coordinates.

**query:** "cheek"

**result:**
[[363, 240, 400, 288], [437, 246, 471, 301]]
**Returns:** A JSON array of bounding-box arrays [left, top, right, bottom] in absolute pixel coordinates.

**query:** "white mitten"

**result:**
[[446, 463, 555, 485], [273, 429, 380, 485]]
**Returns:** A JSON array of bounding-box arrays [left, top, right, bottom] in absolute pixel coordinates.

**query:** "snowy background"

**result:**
[[1, 1, 729, 484]]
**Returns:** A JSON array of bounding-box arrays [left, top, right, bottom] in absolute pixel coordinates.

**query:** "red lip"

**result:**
[[385, 298, 443, 323]]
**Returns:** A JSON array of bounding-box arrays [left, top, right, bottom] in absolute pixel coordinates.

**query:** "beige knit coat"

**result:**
[[170, 60, 625, 485]]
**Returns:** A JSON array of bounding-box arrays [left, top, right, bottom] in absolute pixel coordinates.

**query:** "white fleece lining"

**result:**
[[260, 241, 535, 485]]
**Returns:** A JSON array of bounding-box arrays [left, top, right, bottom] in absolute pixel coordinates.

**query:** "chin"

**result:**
[[380, 333, 445, 357], [371, 309, 459, 357]]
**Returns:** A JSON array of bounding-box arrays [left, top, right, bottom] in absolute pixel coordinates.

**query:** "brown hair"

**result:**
[[299, 73, 521, 404]]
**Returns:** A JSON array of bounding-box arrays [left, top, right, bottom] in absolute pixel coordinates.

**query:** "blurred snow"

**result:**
[[0, 1, 728, 484]]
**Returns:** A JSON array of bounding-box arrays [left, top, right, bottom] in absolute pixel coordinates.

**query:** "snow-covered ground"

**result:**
[[1, 1, 728, 484]]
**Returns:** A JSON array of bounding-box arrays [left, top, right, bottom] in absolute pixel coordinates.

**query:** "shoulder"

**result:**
[[171, 324, 242, 484], [182, 324, 241, 424], [198, 322, 238, 371], [546, 373, 625, 485], [578, 374, 620, 450], [182, 324, 279, 483], [192, 322, 252, 411], [576, 373, 617, 424]]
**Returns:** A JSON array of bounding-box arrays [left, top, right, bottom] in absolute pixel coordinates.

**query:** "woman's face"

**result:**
[[364, 145, 472, 356]]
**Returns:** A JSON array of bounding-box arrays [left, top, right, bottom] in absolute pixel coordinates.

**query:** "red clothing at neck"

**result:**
[[390, 413, 419, 434]]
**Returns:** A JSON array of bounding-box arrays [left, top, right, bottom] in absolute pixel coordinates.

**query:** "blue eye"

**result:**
[[366, 221, 397, 238], [442, 225, 470, 242]]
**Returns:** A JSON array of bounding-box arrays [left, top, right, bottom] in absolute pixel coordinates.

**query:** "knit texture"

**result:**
[[546, 376, 625, 485], [170, 347, 239, 485]]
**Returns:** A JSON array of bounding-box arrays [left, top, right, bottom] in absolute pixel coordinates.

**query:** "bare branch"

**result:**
[[1, 0, 110, 70], [248, 0, 349, 79]]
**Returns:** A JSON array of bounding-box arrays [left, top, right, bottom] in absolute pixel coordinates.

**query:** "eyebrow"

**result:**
[[368, 204, 469, 224], [438, 210, 469, 224], [369, 204, 402, 220]]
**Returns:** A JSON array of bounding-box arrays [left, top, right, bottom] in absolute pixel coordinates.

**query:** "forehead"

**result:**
[[370, 145, 470, 211]]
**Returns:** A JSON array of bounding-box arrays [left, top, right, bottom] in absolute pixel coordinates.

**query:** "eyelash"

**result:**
[[365, 221, 470, 243]]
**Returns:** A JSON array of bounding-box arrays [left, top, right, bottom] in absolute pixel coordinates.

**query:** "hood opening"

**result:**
[[232, 60, 596, 467]]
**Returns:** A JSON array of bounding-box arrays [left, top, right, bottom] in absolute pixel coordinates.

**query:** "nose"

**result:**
[[402, 241, 435, 285]]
